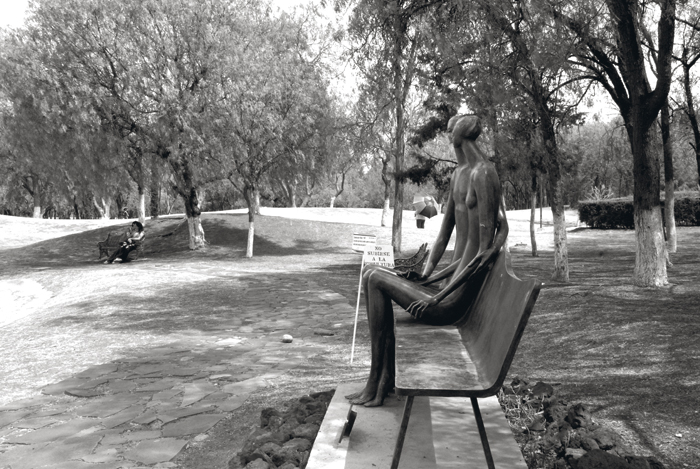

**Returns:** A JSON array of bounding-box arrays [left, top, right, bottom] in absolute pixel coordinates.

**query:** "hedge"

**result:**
[[578, 192, 700, 229]]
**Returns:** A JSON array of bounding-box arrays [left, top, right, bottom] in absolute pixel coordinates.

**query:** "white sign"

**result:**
[[352, 233, 377, 252], [363, 244, 395, 268]]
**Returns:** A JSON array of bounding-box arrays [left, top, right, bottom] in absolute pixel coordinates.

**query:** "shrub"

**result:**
[[578, 192, 700, 229]]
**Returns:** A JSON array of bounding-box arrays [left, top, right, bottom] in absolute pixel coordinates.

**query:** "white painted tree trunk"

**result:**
[[33, 205, 41, 218], [330, 196, 335, 208], [634, 207, 668, 286], [381, 198, 390, 227], [138, 191, 146, 226], [187, 216, 206, 250], [530, 191, 538, 257], [246, 221, 254, 258], [552, 208, 568, 281]]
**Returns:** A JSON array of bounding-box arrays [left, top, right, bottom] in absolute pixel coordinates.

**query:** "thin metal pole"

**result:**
[[471, 397, 495, 469], [350, 258, 365, 364], [390, 396, 414, 469]]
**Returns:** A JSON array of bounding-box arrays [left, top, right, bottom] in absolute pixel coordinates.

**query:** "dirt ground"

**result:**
[[0, 209, 698, 468]]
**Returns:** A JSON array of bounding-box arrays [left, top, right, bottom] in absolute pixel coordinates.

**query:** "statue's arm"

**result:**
[[421, 192, 456, 278], [407, 174, 506, 316], [468, 181, 508, 272]]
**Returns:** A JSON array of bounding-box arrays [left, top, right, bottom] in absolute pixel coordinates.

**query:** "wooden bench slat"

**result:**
[[395, 316, 486, 396]]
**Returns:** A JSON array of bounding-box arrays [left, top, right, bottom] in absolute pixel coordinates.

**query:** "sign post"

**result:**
[[350, 244, 395, 364]]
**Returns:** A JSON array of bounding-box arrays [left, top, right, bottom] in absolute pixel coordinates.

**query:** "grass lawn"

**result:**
[[0, 209, 698, 468]]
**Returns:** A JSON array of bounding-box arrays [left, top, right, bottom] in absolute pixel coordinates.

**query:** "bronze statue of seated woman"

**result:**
[[346, 114, 509, 407]]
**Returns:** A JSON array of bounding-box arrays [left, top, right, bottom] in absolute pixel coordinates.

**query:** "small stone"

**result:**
[[527, 415, 546, 432], [258, 442, 282, 456], [531, 381, 555, 398], [304, 412, 325, 425], [283, 438, 312, 452], [564, 447, 587, 460], [261, 408, 282, 427], [271, 446, 303, 467], [282, 335, 293, 343], [570, 449, 631, 469], [194, 434, 209, 442], [582, 437, 600, 451], [245, 460, 270, 469], [292, 423, 319, 441]]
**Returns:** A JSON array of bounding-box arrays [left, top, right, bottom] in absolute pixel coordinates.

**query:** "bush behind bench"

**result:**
[[578, 192, 700, 229]]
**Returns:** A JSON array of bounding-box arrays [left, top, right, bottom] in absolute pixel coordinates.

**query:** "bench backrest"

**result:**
[[457, 248, 540, 392]]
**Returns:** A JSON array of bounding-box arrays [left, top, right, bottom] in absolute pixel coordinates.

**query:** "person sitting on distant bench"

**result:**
[[104, 221, 145, 264]]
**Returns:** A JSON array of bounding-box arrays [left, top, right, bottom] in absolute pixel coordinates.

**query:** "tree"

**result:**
[[415, 0, 585, 281], [675, 12, 700, 189], [342, 0, 436, 252], [560, 0, 676, 286], [212, 5, 335, 257]]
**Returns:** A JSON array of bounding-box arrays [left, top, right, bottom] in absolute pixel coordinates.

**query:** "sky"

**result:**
[[0, 0, 29, 28]]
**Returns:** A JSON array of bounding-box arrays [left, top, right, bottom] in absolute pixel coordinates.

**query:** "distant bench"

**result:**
[[97, 231, 146, 261], [390, 249, 541, 469]]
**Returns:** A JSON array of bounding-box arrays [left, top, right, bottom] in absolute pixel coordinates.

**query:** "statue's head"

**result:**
[[447, 114, 481, 142]]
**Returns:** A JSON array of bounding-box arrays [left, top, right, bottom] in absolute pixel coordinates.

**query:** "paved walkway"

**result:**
[[0, 262, 362, 469]]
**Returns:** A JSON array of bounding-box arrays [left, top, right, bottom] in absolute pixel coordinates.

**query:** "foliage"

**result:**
[[579, 192, 700, 229]]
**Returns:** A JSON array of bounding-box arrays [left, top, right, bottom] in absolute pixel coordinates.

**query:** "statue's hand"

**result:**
[[406, 297, 439, 319], [397, 270, 427, 282], [468, 248, 497, 273]]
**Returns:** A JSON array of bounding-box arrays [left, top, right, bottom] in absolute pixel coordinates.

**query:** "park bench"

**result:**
[[97, 231, 146, 261], [394, 242, 429, 273], [390, 248, 541, 469]]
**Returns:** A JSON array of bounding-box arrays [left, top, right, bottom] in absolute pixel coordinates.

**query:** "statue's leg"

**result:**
[[346, 267, 436, 406], [347, 267, 394, 405], [363, 317, 395, 407]]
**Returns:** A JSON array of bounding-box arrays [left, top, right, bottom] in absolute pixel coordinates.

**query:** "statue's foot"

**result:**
[[345, 386, 377, 405], [345, 390, 363, 400], [363, 395, 385, 407]]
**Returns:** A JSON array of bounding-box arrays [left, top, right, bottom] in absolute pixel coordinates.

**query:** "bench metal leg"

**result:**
[[390, 395, 414, 469], [471, 397, 495, 469]]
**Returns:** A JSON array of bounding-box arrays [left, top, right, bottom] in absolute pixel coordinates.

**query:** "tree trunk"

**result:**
[[169, 153, 206, 250], [32, 191, 41, 218], [329, 196, 335, 208], [682, 59, 700, 188], [243, 184, 256, 258], [92, 196, 111, 219], [381, 157, 392, 227], [183, 192, 205, 250], [150, 155, 161, 219], [254, 189, 261, 215], [289, 184, 297, 208], [138, 188, 146, 226], [628, 122, 667, 286], [150, 179, 160, 220], [536, 89, 568, 281], [539, 182, 543, 228], [23, 175, 41, 218], [381, 197, 391, 227], [391, 16, 408, 254], [660, 101, 676, 253], [530, 178, 538, 257]]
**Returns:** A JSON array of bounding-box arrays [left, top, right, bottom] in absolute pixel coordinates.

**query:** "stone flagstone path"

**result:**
[[0, 267, 360, 469]]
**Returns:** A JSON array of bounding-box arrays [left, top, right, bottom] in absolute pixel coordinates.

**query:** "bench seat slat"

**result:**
[[394, 315, 487, 396]]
